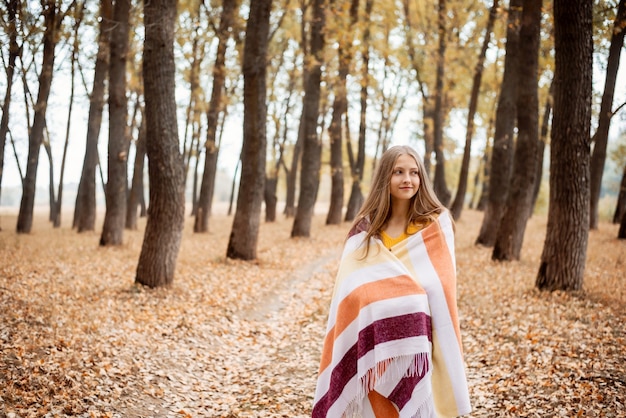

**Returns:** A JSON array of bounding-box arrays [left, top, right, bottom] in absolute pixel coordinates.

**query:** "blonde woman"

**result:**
[[313, 145, 471, 417]]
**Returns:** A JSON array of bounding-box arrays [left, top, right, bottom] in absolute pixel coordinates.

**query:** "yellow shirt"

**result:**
[[380, 220, 431, 249]]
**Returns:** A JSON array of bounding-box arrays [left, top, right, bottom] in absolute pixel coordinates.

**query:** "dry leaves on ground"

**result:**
[[0, 208, 624, 417]]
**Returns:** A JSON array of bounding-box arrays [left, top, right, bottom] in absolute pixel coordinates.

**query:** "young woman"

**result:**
[[312, 145, 471, 417]]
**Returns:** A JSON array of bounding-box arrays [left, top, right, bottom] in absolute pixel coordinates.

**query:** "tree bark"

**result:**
[[344, 0, 372, 223], [53, 5, 83, 228], [126, 120, 146, 230], [0, 0, 20, 206], [284, 1, 311, 219], [284, 132, 302, 217], [402, 0, 433, 176], [613, 163, 626, 224], [135, 0, 186, 288], [264, 176, 278, 222], [475, 146, 490, 211], [536, 0, 593, 291], [195, 0, 236, 233], [492, 0, 542, 261], [531, 81, 553, 213], [17, 0, 58, 233], [432, 0, 451, 206], [451, 0, 499, 220], [475, 0, 523, 246], [291, 0, 327, 237], [619, 203, 626, 239], [589, 0, 626, 229], [326, 0, 357, 226], [73, 0, 112, 232], [226, 0, 272, 259], [100, 0, 130, 246]]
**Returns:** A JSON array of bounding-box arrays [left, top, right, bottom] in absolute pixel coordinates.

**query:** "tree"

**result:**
[[475, 0, 523, 246], [283, 2, 311, 219], [450, 0, 499, 220], [135, 0, 186, 288], [531, 81, 553, 212], [589, 0, 626, 229], [291, 0, 327, 237], [326, 0, 358, 225], [0, 0, 21, 210], [195, 0, 237, 233], [126, 118, 146, 230], [344, 0, 372, 222], [432, 0, 451, 206], [17, 0, 65, 233], [100, 0, 130, 246], [73, 0, 113, 232], [52, 2, 84, 228], [492, 0, 542, 261], [536, 0, 593, 291], [226, 0, 272, 259], [619, 205, 626, 239], [615, 163, 626, 230]]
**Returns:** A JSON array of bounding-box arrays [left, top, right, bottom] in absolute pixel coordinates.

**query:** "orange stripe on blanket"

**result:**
[[422, 221, 463, 354], [319, 275, 426, 373]]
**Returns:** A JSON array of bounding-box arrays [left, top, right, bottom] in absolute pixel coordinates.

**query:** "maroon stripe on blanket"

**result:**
[[388, 362, 430, 410], [312, 312, 432, 418]]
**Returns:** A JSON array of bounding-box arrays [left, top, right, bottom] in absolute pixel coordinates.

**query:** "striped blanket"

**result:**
[[312, 211, 471, 417]]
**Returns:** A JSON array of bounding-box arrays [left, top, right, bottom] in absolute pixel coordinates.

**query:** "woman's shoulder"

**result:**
[[347, 217, 371, 239]]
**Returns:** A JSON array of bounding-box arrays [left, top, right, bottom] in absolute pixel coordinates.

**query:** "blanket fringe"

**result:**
[[342, 352, 431, 418]]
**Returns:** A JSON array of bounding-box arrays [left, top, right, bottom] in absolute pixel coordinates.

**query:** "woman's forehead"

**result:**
[[394, 154, 418, 167]]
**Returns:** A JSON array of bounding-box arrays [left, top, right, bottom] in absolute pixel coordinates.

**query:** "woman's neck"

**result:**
[[384, 200, 410, 238]]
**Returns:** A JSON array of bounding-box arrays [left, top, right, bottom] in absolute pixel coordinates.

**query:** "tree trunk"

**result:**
[[228, 158, 240, 216], [619, 204, 626, 239], [475, 146, 490, 211], [589, 0, 626, 229], [226, 0, 272, 259], [536, 0, 593, 291], [195, 144, 218, 232], [531, 81, 553, 213], [53, 7, 83, 228], [16, 0, 58, 233], [432, 0, 451, 206], [135, 0, 186, 288], [73, 0, 112, 232], [0, 0, 20, 206], [344, 0, 372, 223], [194, 0, 236, 233], [613, 163, 626, 224], [492, 0, 542, 261], [451, 0, 499, 220], [284, 132, 302, 217], [100, 0, 130, 246], [326, 107, 345, 225], [264, 176, 278, 222], [402, 0, 433, 177], [284, 0, 313, 219], [423, 104, 435, 178], [475, 0, 523, 246], [326, 0, 357, 225], [291, 0, 327, 237], [43, 138, 56, 223], [126, 120, 146, 230]]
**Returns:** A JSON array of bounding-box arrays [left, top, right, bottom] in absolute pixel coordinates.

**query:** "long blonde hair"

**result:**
[[349, 145, 446, 254]]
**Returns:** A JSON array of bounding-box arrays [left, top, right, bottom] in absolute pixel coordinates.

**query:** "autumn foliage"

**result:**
[[0, 209, 624, 416]]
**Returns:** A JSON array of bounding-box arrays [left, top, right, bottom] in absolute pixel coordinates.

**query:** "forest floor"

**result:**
[[0, 207, 625, 418]]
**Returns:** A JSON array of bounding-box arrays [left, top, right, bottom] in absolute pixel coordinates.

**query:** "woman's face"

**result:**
[[389, 154, 421, 202]]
